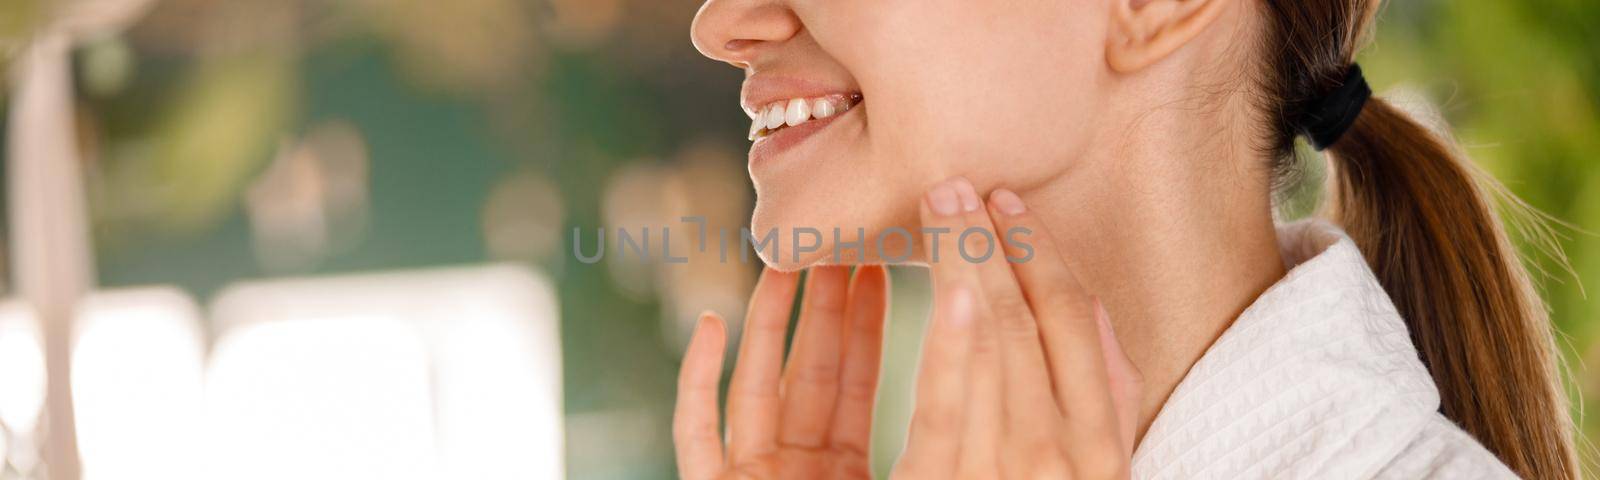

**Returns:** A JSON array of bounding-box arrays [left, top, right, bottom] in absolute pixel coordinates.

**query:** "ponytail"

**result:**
[[1257, 1, 1579, 478], [1325, 98, 1577, 479]]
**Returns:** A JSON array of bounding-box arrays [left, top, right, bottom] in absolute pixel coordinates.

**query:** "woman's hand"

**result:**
[[675, 266, 890, 480], [893, 177, 1144, 479]]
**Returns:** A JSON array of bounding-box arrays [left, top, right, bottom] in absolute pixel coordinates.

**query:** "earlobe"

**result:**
[[1106, 0, 1234, 73]]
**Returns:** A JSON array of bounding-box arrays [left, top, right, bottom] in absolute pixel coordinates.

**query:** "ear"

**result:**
[[1106, 0, 1234, 73]]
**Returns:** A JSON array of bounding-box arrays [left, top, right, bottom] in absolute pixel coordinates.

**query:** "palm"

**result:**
[[675, 267, 890, 480]]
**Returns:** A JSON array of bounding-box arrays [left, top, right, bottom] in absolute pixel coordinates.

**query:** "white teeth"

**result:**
[[764, 102, 787, 130], [812, 98, 836, 119], [784, 98, 810, 127], [747, 94, 861, 141]]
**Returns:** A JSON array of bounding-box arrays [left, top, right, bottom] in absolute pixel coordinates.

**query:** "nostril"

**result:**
[[724, 39, 760, 52], [691, 1, 800, 66]]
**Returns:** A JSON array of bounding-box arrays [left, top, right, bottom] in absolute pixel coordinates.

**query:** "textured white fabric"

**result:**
[[1129, 220, 1517, 479]]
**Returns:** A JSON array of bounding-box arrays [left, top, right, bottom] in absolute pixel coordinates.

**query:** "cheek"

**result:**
[[845, 0, 1108, 181], [770, 0, 1108, 266]]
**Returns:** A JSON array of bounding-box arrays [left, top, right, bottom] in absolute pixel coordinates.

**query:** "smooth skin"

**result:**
[[691, 0, 1287, 443], [686, 0, 1298, 476], [675, 178, 1142, 479]]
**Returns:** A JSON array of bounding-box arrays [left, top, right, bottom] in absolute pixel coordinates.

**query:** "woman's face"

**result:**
[[692, 0, 1115, 270]]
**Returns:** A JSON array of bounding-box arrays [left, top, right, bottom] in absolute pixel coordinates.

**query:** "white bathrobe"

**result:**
[[1129, 221, 1518, 479]]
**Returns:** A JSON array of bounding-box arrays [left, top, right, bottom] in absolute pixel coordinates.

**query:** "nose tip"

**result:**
[[691, 0, 802, 68]]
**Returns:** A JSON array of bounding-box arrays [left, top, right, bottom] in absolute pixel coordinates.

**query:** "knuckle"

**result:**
[[728, 385, 780, 403], [672, 419, 719, 443], [677, 380, 718, 397], [970, 327, 1001, 357], [790, 362, 842, 387], [838, 376, 879, 403], [990, 296, 1034, 324], [749, 316, 790, 335], [831, 437, 872, 459]]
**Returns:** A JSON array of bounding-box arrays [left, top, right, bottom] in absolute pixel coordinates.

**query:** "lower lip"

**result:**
[[748, 107, 857, 166]]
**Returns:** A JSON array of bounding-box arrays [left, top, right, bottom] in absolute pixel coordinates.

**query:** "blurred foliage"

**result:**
[[0, 0, 42, 51], [0, 0, 1595, 477], [0, 0, 41, 81], [1358, 0, 1600, 459]]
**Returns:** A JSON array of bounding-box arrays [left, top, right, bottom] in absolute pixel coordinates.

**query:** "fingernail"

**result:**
[[949, 178, 981, 212], [990, 189, 1026, 215], [926, 183, 960, 216]]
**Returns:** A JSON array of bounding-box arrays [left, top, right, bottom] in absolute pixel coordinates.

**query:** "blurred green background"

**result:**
[[0, 0, 1595, 477]]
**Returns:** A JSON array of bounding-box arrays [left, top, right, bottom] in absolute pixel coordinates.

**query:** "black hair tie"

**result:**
[[1300, 64, 1371, 151]]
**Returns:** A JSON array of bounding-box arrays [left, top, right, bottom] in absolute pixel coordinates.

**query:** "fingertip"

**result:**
[[989, 189, 1027, 216], [924, 180, 962, 217], [701, 309, 726, 332], [690, 311, 726, 351], [949, 177, 981, 213]]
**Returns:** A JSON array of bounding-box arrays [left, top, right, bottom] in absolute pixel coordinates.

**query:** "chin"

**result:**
[[749, 195, 924, 271], [748, 205, 840, 272]]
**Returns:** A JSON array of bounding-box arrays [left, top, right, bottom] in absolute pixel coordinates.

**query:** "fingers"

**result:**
[[1096, 300, 1145, 455], [779, 266, 853, 447], [945, 179, 1060, 433], [829, 266, 890, 455], [727, 269, 801, 460], [674, 313, 728, 480], [918, 179, 1006, 471], [896, 285, 978, 477], [900, 183, 993, 473], [986, 188, 1121, 441]]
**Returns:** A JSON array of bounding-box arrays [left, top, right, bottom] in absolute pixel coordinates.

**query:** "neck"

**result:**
[[1017, 125, 1286, 441]]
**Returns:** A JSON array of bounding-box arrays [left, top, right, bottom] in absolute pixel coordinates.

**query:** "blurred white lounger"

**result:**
[[206, 265, 562, 480]]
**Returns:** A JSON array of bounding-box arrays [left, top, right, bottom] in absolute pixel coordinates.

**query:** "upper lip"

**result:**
[[740, 74, 862, 118]]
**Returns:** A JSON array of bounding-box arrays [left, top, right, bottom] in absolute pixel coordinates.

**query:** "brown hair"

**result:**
[[1254, 0, 1579, 478]]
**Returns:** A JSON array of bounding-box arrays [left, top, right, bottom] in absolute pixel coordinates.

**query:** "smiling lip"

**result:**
[[741, 76, 858, 115], [748, 106, 856, 165], [740, 75, 863, 167]]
